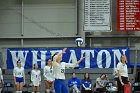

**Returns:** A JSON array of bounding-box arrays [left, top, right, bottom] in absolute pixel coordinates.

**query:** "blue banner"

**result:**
[[7, 48, 130, 69]]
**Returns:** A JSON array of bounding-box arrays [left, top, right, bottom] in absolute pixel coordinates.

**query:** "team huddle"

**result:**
[[13, 48, 84, 93]]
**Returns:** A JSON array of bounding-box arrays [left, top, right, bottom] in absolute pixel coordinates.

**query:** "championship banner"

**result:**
[[117, 0, 140, 31], [7, 48, 130, 69], [84, 0, 112, 31]]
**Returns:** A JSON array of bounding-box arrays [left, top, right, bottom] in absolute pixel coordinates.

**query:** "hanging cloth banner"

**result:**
[[7, 47, 130, 69]]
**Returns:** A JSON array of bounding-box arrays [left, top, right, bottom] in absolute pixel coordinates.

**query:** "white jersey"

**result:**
[[117, 62, 128, 77], [43, 66, 55, 81], [0, 68, 3, 81], [53, 55, 77, 80], [13, 67, 24, 78], [31, 69, 41, 82]]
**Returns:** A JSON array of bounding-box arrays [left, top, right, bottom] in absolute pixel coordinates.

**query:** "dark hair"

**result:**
[[84, 73, 90, 82], [52, 52, 59, 61], [17, 60, 21, 64], [72, 72, 76, 77], [33, 63, 37, 69], [72, 72, 75, 75], [46, 58, 52, 66]]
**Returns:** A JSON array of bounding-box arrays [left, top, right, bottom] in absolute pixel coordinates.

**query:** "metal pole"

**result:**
[[89, 37, 91, 48], [76, 0, 79, 35], [21, 0, 24, 47], [133, 50, 138, 82], [21, 0, 24, 36], [81, 0, 86, 47]]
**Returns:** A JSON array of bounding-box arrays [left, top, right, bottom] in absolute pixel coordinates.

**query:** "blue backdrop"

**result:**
[[7, 47, 130, 69]]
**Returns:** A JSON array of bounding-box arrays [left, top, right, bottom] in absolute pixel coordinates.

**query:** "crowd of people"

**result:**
[[0, 48, 130, 93]]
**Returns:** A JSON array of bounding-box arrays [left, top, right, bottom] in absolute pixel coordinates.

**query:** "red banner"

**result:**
[[117, 0, 140, 31]]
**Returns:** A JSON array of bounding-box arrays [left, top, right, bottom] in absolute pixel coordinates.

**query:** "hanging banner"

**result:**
[[117, 0, 140, 31], [7, 48, 130, 69], [84, 0, 112, 31]]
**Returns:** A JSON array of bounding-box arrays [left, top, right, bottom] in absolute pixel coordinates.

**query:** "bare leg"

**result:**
[[45, 81, 51, 93], [19, 83, 24, 92], [15, 83, 20, 91], [32, 85, 36, 92], [51, 81, 55, 93], [37, 85, 40, 92]]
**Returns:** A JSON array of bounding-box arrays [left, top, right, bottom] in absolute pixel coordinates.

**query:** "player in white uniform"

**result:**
[[0, 68, 4, 93], [31, 63, 41, 93], [43, 58, 55, 93], [52, 48, 85, 93], [117, 55, 130, 93], [13, 60, 25, 93]]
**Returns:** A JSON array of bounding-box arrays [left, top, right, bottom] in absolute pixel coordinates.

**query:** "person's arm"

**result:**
[[117, 63, 124, 85], [65, 57, 85, 68], [97, 81, 104, 87], [68, 79, 72, 87], [43, 67, 47, 78], [52, 48, 67, 66], [13, 68, 16, 85], [39, 70, 41, 82], [31, 70, 33, 82], [82, 84, 86, 89], [118, 70, 124, 85], [77, 79, 81, 88], [89, 80, 92, 89], [127, 77, 130, 81], [106, 75, 109, 82], [96, 78, 104, 87], [57, 48, 67, 57], [23, 68, 26, 85], [0, 68, 4, 84], [81, 80, 87, 89]]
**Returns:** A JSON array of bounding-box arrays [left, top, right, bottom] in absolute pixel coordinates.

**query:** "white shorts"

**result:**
[[32, 81, 40, 86]]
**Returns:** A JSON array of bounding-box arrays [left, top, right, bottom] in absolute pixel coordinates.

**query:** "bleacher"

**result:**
[[2, 68, 134, 93]]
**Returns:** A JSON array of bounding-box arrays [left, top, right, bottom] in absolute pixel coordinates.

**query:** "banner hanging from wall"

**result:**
[[84, 0, 112, 31], [117, 0, 140, 31], [7, 48, 130, 69]]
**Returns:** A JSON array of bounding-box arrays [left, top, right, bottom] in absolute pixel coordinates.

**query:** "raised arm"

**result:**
[[57, 48, 67, 57], [65, 57, 85, 68], [52, 48, 67, 66]]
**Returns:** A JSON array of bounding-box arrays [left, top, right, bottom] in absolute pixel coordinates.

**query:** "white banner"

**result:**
[[84, 0, 112, 31]]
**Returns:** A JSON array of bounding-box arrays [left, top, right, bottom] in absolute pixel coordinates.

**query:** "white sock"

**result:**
[[32, 92, 35, 93], [46, 89, 50, 93], [19, 91, 22, 93], [16, 91, 19, 93]]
